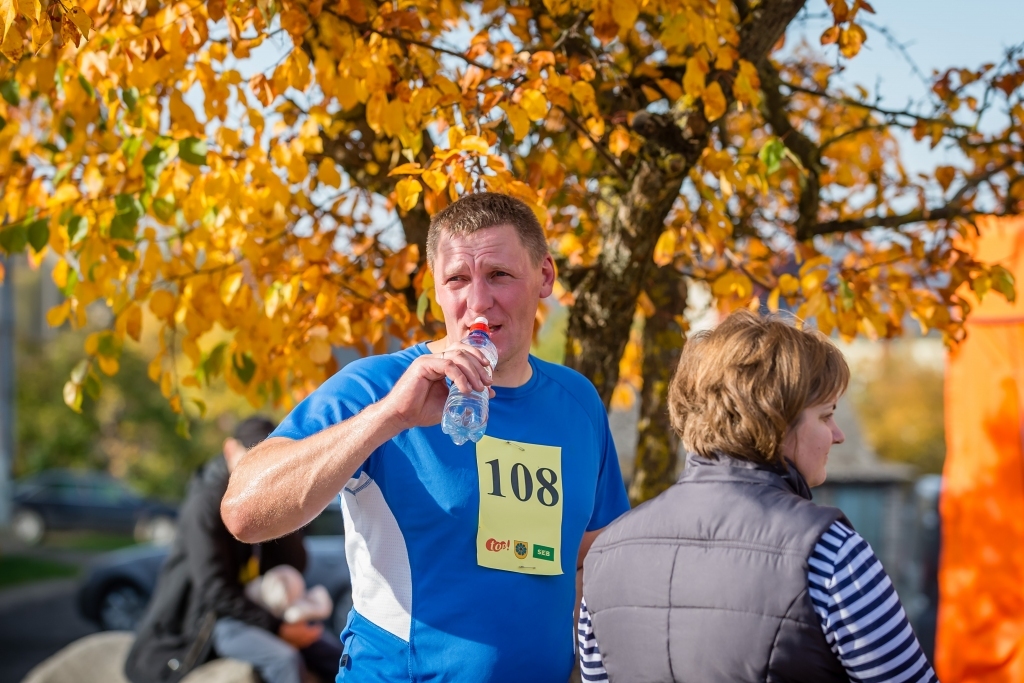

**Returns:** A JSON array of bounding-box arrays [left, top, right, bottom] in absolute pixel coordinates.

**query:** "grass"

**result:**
[[44, 531, 138, 552], [0, 555, 79, 589]]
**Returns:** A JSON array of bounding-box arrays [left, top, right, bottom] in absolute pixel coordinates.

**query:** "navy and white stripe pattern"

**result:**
[[810, 521, 938, 683], [577, 521, 938, 682], [577, 599, 607, 681]]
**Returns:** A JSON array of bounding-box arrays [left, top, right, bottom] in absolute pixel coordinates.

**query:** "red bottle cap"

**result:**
[[469, 317, 489, 334]]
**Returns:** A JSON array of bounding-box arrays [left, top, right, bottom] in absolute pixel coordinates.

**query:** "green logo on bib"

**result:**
[[533, 545, 555, 561]]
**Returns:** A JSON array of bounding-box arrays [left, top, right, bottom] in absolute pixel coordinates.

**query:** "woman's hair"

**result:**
[[668, 310, 850, 466]]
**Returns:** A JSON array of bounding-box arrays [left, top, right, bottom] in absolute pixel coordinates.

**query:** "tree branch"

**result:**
[[554, 105, 629, 181], [328, 11, 491, 71], [798, 160, 1017, 239], [759, 60, 823, 238]]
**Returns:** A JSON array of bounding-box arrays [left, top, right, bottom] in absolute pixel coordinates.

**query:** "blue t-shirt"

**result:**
[[272, 343, 630, 683]]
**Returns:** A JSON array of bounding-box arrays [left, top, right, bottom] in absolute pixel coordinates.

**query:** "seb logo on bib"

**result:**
[[483, 539, 557, 563], [476, 436, 563, 576]]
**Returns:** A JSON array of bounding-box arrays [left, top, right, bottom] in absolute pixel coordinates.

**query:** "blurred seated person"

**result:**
[[578, 311, 938, 683], [125, 416, 343, 683]]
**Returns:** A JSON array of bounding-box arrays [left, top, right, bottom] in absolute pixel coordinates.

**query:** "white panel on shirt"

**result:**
[[341, 471, 413, 642]]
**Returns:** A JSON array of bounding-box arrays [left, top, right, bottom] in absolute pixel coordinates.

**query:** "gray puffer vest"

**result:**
[[583, 453, 851, 683]]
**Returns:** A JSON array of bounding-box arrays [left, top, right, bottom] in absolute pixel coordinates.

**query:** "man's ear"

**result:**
[[539, 254, 556, 298]]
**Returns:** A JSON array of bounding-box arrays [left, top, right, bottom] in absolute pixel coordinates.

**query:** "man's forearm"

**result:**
[[221, 399, 403, 543]]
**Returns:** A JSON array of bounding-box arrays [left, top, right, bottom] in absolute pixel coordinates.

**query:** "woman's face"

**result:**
[[780, 400, 845, 487]]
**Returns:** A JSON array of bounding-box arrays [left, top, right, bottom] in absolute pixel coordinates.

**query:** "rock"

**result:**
[[21, 632, 258, 683], [21, 631, 133, 683], [180, 659, 259, 683]]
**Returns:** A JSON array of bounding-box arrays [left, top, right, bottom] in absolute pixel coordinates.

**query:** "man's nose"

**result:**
[[466, 279, 494, 316]]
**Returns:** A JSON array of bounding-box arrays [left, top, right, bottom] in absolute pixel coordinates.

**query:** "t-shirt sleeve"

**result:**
[[270, 363, 386, 476], [587, 409, 630, 531]]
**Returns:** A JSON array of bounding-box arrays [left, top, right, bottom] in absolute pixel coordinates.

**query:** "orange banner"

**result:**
[[938, 216, 1024, 682]]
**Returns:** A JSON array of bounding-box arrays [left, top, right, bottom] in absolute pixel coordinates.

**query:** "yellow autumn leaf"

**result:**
[[460, 135, 490, 154], [503, 104, 531, 141], [319, 158, 342, 187], [610, 383, 635, 410], [47, 300, 71, 327], [520, 89, 549, 121], [611, 0, 638, 32], [0, 0, 14, 41], [421, 169, 448, 193], [307, 337, 333, 364], [396, 177, 422, 213], [388, 162, 424, 176], [98, 355, 120, 376], [68, 6, 92, 40], [150, 290, 177, 321], [17, 0, 39, 22], [123, 304, 143, 341], [936, 165, 956, 192], [684, 56, 709, 98], [703, 81, 727, 121], [778, 273, 800, 296], [1, 22, 23, 62], [609, 126, 631, 156]]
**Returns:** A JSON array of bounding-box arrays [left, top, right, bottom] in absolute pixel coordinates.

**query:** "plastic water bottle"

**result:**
[[441, 317, 499, 446]]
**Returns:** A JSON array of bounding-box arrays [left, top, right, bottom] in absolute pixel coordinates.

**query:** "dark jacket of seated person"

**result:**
[[124, 417, 340, 683], [579, 311, 939, 683]]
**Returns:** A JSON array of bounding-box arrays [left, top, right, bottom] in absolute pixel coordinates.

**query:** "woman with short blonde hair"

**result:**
[[579, 311, 938, 683]]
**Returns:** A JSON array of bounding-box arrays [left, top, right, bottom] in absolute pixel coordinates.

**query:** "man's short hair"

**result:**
[[668, 310, 850, 467], [426, 192, 549, 266], [233, 415, 276, 450]]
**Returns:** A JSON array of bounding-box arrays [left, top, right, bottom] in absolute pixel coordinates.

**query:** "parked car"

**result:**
[[12, 469, 178, 546], [76, 502, 353, 635]]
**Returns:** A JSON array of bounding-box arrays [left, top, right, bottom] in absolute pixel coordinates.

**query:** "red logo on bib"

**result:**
[[485, 538, 510, 552]]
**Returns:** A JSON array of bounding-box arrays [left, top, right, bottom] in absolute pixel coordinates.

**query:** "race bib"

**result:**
[[475, 435, 563, 576]]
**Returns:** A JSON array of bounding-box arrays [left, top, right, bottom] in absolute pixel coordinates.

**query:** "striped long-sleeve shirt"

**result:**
[[578, 521, 939, 682]]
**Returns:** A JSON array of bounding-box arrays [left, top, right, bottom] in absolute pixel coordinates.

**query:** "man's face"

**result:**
[[432, 223, 555, 366]]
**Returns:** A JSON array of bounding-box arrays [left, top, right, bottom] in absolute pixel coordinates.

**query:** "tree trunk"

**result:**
[[629, 267, 688, 505], [563, 0, 807, 495]]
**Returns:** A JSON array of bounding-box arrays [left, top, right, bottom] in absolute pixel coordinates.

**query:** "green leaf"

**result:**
[[110, 194, 144, 241], [838, 279, 855, 311], [67, 215, 87, 244], [60, 267, 79, 296], [232, 352, 257, 385], [83, 370, 102, 400], [97, 332, 122, 358], [122, 136, 143, 165], [27, 218, 50, 252], [179, 137, 208, 166], [192, 398, 207, 419], [152, 197, 176, 222], [176, 413, 191, 439], [201, 342, 228, 385], [0, 81, 18, 106], [759, 137, 786, 175], [77, 74, 95, 99], [115, 245, 137, 261], [142, 145, 167, 175], [416, 290, 429, 324], [70, 359, 90, 384], [63, 381, 83, 413], [122, 87, 139, 112], [0, 225, 28, 253], [991, 264, 1016, 303]]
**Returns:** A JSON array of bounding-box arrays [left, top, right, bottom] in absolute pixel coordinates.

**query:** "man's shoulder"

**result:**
[[531, 357, 605, 417], [321, 344, 428, 395]]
